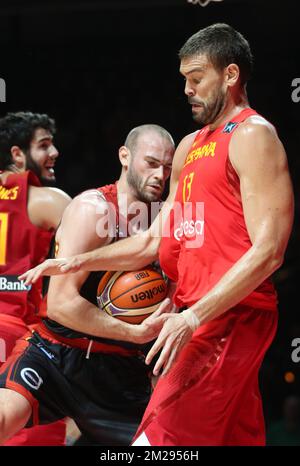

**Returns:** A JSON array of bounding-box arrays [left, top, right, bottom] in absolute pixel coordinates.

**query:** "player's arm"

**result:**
[[61, 132, 193, 271], [188, 118, 294, 320], [20, 132, 196, 283], [46, 191, 167, 342], [146, 118, 294, 375], [27, 186, 71, 230]]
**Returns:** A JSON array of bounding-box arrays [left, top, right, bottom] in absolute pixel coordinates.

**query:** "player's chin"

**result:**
[[147, 194, 161, 203], [145, 189, 162, 203], [192, 111, 205, 124], [41, 173, 56, 186]]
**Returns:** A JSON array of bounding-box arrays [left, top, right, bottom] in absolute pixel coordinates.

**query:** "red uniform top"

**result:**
[[0, 171, 53, 323], [38, 183, 120, 327], [159, 108, 278, 310], [36, 183, 150, 354]]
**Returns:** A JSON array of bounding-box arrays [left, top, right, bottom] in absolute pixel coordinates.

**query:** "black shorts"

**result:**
[[0, 331, 152, 445]]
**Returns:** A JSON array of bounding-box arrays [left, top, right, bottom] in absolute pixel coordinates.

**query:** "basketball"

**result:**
[[96, 265, 168, 324]]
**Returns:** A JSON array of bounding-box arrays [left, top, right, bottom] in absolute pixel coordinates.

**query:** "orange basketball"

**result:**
[[97, 265, 168, 324]]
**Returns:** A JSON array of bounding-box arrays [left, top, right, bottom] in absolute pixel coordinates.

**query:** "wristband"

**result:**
[[181, 308, 201, 332]]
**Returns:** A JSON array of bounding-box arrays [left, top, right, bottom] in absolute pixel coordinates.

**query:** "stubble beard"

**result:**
[[25, 151, 56, 187], [193, 89, 226, 126], [127, 165, 159, 204]]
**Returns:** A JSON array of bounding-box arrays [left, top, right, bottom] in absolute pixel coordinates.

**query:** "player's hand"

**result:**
[[145, 313, 193, 376], [18, 256, 82, 284], [134, 298, 174, 344]]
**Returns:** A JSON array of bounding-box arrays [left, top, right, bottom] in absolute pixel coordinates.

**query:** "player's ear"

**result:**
[[119, 146, 131, 169], [224, 63, 240, 88], [11, 146, 26, 170]]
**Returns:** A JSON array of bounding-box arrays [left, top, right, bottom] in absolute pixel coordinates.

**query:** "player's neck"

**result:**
[[116, 177, 149, 226], [208, 90, 249, 131]]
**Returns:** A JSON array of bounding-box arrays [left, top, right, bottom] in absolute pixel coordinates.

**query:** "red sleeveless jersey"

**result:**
[[0, 171, 53, 323], [98, 182, 120, 238], [159, 108, 278, 310], [38, 182, 120, 321]]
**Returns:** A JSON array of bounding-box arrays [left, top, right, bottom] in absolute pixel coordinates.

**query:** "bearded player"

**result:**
[[22, 24, 295, 446], [0, 112, 71, 445], [0, 124, 174, 445]]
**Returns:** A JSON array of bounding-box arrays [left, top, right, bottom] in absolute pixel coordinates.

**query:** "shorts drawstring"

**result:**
[[86, 340, 93, 359]]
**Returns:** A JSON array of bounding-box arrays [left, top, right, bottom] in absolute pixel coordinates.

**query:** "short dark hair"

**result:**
[[179, 23, 253, 85], [0, 111, 56, 170]]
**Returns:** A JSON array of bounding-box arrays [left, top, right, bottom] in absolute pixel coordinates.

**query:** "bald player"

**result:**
[[0, 124, 175, 445]]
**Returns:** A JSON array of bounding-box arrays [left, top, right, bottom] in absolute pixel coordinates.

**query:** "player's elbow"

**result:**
[[255, 240, 285, 274], [268, 249, 284, 273]]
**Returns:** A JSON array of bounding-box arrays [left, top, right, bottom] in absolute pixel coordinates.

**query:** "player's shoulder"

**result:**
[[27, 186, 71, 230], [44, 187, 71, 203], [178, 130, 199, 149], [229, 113, 285, 173], [172, 130, 199, 173], [233, 114, 277, 142], [75, 188, 106, 203], [29, 185, 70, 200], [64, 188, 111, 219], [72, 189, 108, 210]]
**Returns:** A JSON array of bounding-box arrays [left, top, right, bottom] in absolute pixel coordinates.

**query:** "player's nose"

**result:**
[[184, 81, 195, 97], [49, 145, 59, 159], [153, 165, 164, 181]]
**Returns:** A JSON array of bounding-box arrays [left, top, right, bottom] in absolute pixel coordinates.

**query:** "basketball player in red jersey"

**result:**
[[0, 124, 174, 445], [0, 112, 71, 445], [23, 24, 295, 446]]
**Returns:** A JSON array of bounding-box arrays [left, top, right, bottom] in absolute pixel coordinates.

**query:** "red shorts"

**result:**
[[0, 314, 66, 446], [133, 306, 278, 446]]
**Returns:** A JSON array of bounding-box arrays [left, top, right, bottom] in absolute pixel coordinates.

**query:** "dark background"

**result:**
[[1, 0, 299, 435]]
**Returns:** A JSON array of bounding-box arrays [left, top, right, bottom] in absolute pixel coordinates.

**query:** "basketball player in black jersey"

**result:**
[[0, 124, 175, 445]]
